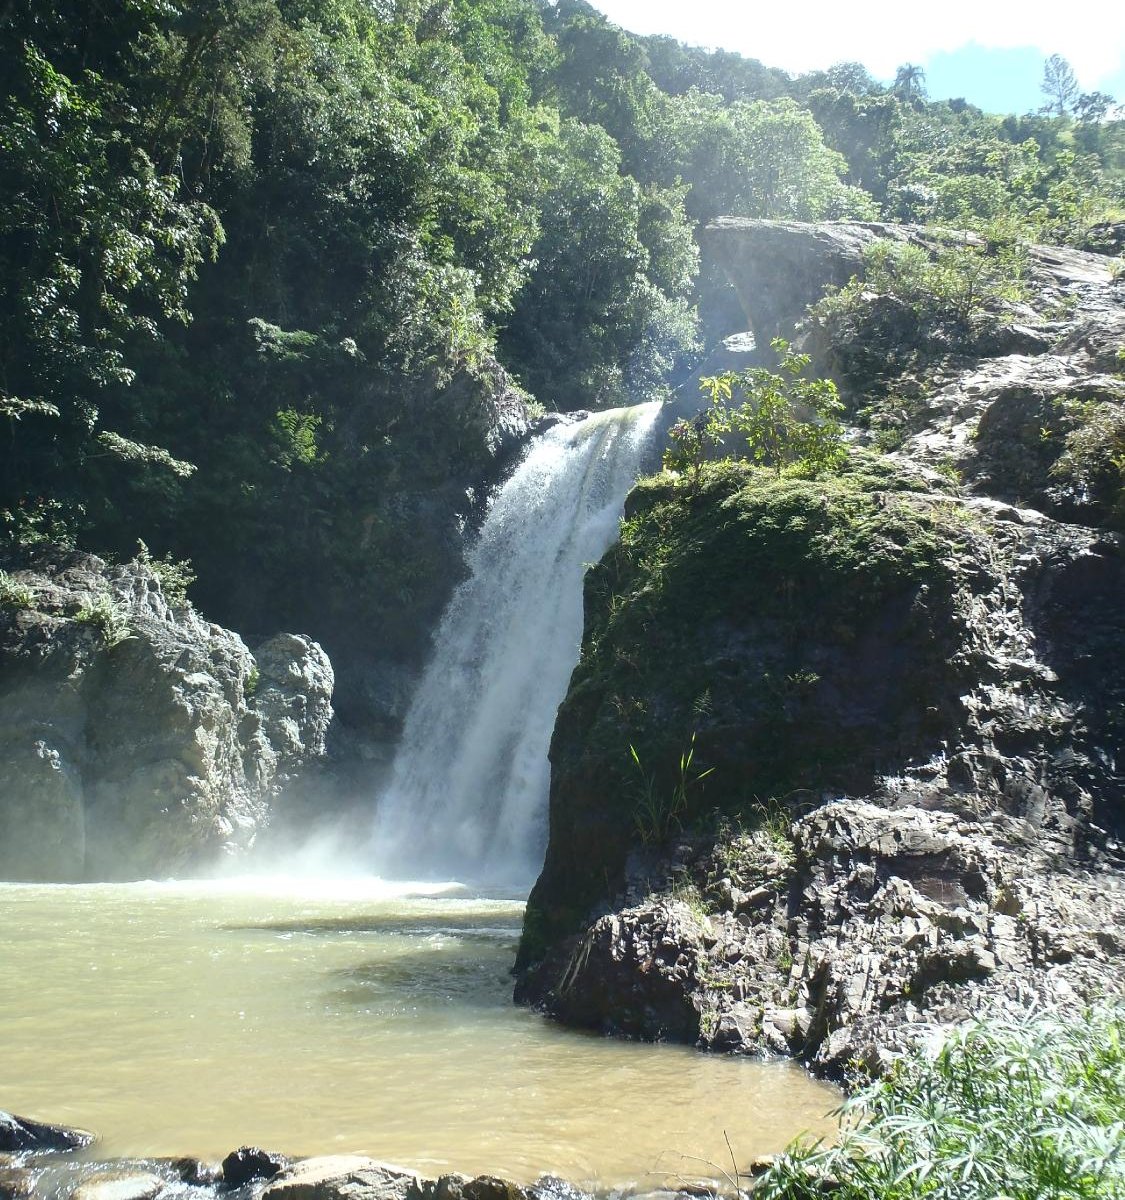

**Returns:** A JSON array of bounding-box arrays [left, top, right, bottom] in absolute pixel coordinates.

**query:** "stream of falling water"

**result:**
[[371, 404, 662, 883]]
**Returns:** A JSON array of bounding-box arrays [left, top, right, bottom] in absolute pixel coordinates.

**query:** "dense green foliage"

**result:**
[[813, 234, 1029, 327], [0, 0, 1120, 678], [759, 1008, 1125, 1200]]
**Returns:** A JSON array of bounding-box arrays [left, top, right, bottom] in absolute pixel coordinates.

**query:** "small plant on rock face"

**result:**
[[629, 732, 715, 846], [0, 570, 34, 610], [74, 594, 133, 647], [244, 665, 261, 698], [134, 540, 195, 607]]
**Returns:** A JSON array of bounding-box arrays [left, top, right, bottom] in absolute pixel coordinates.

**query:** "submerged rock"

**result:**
[[0, 549, 333, 881], [0, 1166, 35, 1200], [68, 1172, 164, 1200], [161, 1158, 221, 1187]]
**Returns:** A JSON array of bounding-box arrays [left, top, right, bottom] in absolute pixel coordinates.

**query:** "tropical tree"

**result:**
[[1041, 53, 1080, 117], [893, 63, 927, 104]]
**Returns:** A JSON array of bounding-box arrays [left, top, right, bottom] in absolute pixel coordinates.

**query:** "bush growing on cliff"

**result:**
[[663, 340, 846, 488], [1050, 399, 1125, 529], [134, 540, 196, 607], [0, 570, 34, 610], [74, 594, 133, 648], [813, 233, 1028, 327], [757, 1007, 1125, 1200]]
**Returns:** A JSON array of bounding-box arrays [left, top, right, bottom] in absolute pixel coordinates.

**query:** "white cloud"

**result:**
[[591, 0, 1125, 88]]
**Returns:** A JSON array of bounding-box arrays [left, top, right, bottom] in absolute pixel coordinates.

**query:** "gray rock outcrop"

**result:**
[[0, 548, 333, 880], [517, 218, 1125, 1074]]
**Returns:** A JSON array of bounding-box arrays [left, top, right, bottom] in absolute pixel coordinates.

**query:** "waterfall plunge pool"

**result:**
[[0, 878, 837, 1189]]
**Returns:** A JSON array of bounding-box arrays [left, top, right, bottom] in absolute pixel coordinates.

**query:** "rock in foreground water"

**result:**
[[0, 1111, 95, 1154]]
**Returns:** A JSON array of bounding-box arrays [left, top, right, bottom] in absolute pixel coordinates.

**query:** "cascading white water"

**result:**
[[371, 402, 662, 885]]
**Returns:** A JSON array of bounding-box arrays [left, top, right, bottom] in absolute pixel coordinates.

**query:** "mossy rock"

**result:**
[[520, 453, 994, 972]]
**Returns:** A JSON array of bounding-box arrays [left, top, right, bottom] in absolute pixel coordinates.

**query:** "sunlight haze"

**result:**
[[590, 0, 1125, 109]]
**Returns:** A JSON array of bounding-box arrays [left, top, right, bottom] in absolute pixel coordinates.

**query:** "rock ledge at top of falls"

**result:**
[[516, 218, 1125, 1075], [0, 547, 333, 881], [701, 216, 1115, 352]]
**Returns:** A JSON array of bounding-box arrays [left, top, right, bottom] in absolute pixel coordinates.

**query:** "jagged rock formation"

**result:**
[[517, 219, 1124, 1073], [0, 548, 333, 880]]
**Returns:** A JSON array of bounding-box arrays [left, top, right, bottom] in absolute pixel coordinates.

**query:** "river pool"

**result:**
[[0, 879, 836, 1188]]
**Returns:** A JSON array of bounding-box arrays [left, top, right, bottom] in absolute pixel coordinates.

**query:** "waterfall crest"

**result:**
[[371, 402, 661, 885]]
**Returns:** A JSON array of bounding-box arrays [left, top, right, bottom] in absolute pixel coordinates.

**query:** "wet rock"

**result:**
[[0, 1168, 35, 1200], [253, 634, 335, 771], [162, 1158, 222, 1186], [426, 1176, 470, 1200], [540, 901, 707, 1041], [1082, 221, 1125, 256], [68, 1172, 164, 1200], [528, 1177, 591, 1200], [462, 1177, 529, 1200], [0, 1112, 96, 1154], [261, 1157, 422, 1200], [222, 1147, 288, 1188]]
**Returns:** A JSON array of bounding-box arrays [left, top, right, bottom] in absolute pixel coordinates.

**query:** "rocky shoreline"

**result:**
[[0, 1112, 734, 1200]]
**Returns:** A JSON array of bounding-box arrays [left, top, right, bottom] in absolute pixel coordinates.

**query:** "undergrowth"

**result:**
[[756, 1007, 1125, 1200]]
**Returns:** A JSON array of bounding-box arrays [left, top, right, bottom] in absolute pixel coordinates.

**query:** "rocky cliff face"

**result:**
[[517, 219, 1124, 1072], [0, 548, 333, 880]]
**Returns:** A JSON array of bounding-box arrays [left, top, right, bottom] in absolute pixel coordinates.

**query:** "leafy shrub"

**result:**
[[134, 540, 196, 607], [1050, 399, 1125, 529], [813, 233, 1028, 326], [663, 339, 846, 490], [757, 1007, 1125, 1200]]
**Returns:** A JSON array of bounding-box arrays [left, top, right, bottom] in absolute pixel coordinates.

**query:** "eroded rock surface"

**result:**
[[0, 549, 333, 880]]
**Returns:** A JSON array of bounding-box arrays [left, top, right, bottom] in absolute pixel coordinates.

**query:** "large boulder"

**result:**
[[0, 548, 333, 880]]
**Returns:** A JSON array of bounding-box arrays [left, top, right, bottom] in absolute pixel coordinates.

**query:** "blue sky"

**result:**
[[589, 1, 1125, 115]]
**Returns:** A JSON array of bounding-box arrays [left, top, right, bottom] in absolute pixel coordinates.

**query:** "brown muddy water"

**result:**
[[0, 879, 837, 1189]]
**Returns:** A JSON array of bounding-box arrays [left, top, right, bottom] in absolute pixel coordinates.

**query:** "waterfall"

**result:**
[[371, 402, 662, 885]]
